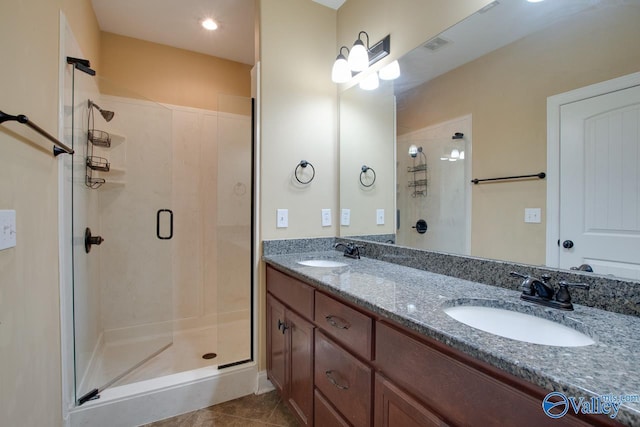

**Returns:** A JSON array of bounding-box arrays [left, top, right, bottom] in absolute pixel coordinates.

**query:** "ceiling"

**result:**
[[91, 0, 346, 66], [91, 0, 256, 65], [395, 0, 599, 95]]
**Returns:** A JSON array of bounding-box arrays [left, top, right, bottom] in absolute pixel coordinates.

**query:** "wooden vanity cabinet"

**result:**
[[375, 321, 619, 427], [266, 267, 315, 426], [266, 265, 622, 427]]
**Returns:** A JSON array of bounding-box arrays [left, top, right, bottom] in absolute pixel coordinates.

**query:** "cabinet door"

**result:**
[[375, 374, 448, 427], [288, 310, 315, 426], [267, 294, 287, 395]]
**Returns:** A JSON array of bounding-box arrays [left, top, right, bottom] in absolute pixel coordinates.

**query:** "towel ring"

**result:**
[[360, 165, 376, 187], [295, 160, 315, 184]]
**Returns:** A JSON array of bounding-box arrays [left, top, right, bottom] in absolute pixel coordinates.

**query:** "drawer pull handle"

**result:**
[[325, 315, 350, 330], [325, 370, 349, 390]]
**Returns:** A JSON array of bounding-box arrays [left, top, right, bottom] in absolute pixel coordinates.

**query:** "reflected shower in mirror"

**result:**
[[338, 0, 640, 278]]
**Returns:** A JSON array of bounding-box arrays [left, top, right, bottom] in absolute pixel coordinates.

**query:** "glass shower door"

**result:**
[[216, 94, 253, 367], [69, 70, 174, 403]]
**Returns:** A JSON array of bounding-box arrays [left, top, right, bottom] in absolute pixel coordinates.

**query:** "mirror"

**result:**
[[339, 0, 640, 276]]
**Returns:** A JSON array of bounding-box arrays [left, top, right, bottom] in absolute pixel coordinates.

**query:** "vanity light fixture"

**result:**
[[201, 18, 218, 30], [359, 72, 379, 91], [379, 60, 401, 80], [331, 46, 351, 83], [332, 32, 391, 83], [348, 31, 370, 72]]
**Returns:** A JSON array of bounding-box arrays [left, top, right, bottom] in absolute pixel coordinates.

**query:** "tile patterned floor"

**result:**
[[143, 391, 300, 427]]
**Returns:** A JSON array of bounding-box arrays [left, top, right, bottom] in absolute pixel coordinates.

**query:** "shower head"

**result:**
[[88, 100, 115, 122]]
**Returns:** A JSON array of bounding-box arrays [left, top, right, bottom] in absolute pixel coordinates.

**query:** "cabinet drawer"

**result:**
[[315, 291, 373, 360], [375, 373, 448, 427], [267, 265, 314, 320], [314, 389, 350, 427], [315, 331, 372, 427], [375, 322, 593, 427]]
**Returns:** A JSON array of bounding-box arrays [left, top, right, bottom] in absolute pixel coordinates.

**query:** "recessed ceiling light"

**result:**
[[201, 18, 218, 31], [527, 0, 544, 3]]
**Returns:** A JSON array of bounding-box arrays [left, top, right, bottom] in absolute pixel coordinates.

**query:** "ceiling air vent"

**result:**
[[423, 36, 451, 52]]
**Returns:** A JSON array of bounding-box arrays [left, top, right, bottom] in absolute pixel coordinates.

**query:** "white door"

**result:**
[[559, 85, 640, 279]]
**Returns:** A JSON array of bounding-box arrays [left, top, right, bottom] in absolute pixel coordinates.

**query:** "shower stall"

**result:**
[[61, 18, 255, 426]]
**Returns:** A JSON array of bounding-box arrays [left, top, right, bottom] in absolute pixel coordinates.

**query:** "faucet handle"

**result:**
[[558, 280, 590, 290], [555, 281, 590, 304], [510, 271, 528, 279], [541, 274, 552, 282]]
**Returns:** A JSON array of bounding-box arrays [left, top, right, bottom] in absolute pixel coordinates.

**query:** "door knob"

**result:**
[[411, 219, 428, 234], [562, 240, 574, 249], [84, 227, 104, 253]]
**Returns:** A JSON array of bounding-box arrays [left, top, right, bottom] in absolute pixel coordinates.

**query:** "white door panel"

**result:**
[[560, 85, 640, 279]]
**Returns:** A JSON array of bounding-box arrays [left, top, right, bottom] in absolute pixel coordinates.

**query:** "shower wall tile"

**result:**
[[202, 112, 220, 323], [173, 108, 205, 321]]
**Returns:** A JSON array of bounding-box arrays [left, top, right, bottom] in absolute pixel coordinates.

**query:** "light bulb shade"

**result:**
[[379, 60, 401, 80], [348, 40, 369, 72], [408, 145, 418, 157], [459, 151, 465, 160], [450, 148, 460, 159], [331, 55, 351, 83], [359, 72, 379, 91]]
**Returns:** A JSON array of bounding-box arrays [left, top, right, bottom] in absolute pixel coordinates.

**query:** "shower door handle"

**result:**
[[157, 209, 173, 240]]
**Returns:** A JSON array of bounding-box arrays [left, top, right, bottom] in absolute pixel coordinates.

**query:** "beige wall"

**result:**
[[258, 0, 338, 369], [259, 0, 338, 240], [397, 5, 640, 264], [0, 1, 98, 426], [100, 32, 252, 111], [62, 0, 102, 72]]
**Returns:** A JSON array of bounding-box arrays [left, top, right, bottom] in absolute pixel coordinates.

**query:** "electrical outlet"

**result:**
[[321, 209, 332, 227], [376, 209, 385, 225], [276, 209, 288, 228], [341, 209, 351, 226], [0, 210, 17, 250], [524, 208, 541, 224]]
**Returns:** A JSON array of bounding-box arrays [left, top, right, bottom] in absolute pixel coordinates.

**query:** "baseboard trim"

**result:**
[[256, 370, 275, 395]]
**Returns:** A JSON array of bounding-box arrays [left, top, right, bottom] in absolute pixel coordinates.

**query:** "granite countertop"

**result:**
[[263, 251, 640, 426]]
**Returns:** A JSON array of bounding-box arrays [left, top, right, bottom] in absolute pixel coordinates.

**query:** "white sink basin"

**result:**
[[443, 305, 594, 347], [297, 259, 349, 268]]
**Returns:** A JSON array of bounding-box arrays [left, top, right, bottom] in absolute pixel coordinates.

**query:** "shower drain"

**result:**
[[202, 352, 217, 360]]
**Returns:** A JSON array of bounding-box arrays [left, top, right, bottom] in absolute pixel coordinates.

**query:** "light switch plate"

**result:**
[[0, 210, 17, 250], [524, 208, 541, 224], [341, 209, 351, 226], [376, 209, 385, 225], [321, 209, 332, 227], [276, 209, 288, 228]]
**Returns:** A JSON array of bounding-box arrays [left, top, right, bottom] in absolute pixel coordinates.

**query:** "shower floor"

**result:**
[[85, 318, 251, 391]]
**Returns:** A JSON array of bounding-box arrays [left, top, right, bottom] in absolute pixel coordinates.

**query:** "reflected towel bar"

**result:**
[[0, 110, 74, 156], [471, 172, 545, 185]]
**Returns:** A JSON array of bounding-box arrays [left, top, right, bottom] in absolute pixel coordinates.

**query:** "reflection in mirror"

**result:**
[[339, 79, 395, 240], [397, 116, 471, 254], [339, 0, 640, 278]]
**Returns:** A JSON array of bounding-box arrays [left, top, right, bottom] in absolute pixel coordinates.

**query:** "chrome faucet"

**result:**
[[334, 242, 361, 259], [510, 271, 589, 311]]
